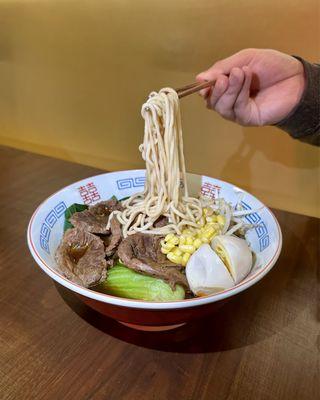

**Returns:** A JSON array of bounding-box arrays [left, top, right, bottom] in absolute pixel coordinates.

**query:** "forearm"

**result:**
[[275, 57, 320, 146]]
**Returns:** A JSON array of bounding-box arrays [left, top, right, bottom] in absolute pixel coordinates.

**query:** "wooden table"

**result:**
[[0, 145, 318, 400]]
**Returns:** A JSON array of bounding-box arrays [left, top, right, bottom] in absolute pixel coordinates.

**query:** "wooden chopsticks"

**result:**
[[144, 80, 216, 111], [175, 79, 216, 98]]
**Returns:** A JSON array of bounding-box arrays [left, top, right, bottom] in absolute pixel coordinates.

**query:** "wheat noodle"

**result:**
[[109, 88, 202, 237]]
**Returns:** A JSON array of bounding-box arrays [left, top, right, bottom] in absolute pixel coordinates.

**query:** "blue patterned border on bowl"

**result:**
[[241, 201, 269, 251], [116, 176, 145, 190], [40, 201, 67, 254]]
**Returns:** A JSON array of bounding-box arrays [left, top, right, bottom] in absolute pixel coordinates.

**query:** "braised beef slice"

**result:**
[[70, 199, 123, 234], [154, 215, 169, 228], [55, 227, 107, 287], [103, 217, 122, 257], [117, 233, 188, 289]]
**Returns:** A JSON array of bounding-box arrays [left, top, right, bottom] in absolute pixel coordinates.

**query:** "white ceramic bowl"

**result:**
[[27, 170, 282, 330]]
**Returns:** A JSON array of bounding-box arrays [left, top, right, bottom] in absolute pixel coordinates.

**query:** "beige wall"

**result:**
[[0, 0, 319, 217]]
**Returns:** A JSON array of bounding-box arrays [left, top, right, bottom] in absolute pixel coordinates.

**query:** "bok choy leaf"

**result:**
[[99, 263, 185, 301]]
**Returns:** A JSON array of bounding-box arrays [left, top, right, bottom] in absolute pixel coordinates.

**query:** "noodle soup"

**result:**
[[53, 89, 261, 301]]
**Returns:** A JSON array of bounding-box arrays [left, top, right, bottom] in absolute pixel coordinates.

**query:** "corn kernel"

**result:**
[[173, 248, 183, 256], [194, 238, 202, 249], [162, 242, 175, 251], [206, 215, 217, 223], [217, 215, 225, 226], [211, 230, 218, 237], [181, 253, 191, 266], [206, 221, 219, 229], [186, 236, 194, 245], [200, 236, 210, 244], [179, 244, 196, 254], [203, 207, 213, 216], [202, 232, 212, 240], [167, 252, 182, 264], [204, 226, 215, 236], [179, 235, 186, 245], [171, 236, 180, 245], [195, 232, 202, 240], [182, 229, 193, 236], [165, 233, 175, 242], [161, 247, 171, 254]]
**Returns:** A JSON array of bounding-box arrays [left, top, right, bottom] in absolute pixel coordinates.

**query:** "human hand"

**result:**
[[196, 49, 305, 126]]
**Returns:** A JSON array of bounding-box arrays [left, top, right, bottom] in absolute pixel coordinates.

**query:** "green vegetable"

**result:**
[[99, 263, 185, 301], [64, 203, 88, 232], [119, 195, 130, 201]]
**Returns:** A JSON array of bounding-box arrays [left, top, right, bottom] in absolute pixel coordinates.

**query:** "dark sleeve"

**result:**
[[275, 57, 320, 146]]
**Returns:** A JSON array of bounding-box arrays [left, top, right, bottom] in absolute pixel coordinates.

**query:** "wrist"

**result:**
[[275, 57, 320, 141], [273, 57, 306, 125], [291, 56, 307, 109]]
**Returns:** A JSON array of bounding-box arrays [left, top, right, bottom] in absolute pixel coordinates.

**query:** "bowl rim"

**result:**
[[27, 170, 282, 310]]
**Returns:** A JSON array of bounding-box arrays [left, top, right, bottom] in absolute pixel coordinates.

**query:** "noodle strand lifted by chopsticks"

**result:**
[[110, 88, 202, 237]]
